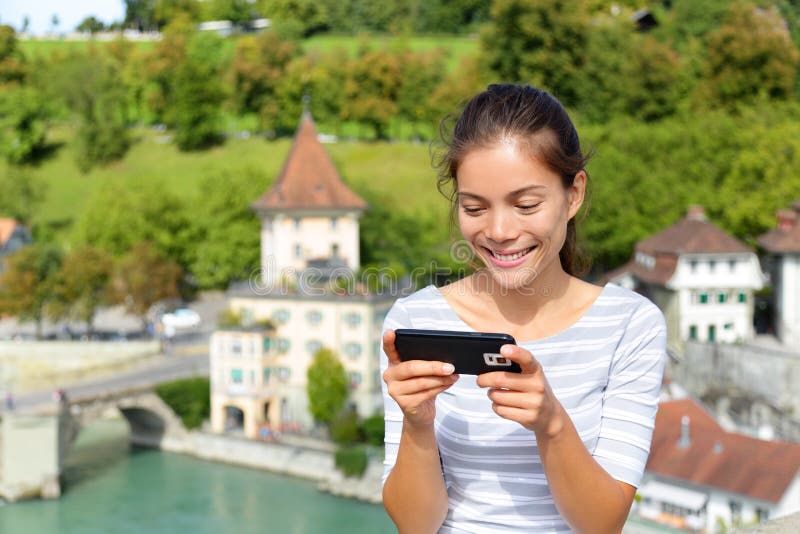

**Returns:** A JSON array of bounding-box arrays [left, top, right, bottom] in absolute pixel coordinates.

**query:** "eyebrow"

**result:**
[[457, 185, 548, 202]]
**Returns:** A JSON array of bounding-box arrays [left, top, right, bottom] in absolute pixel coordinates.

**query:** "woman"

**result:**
[[380, 84, 666, 534]]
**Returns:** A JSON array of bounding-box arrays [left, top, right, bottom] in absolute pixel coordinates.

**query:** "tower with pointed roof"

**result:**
[[210, 111, 393, 439], [252, 110, 368, 284]]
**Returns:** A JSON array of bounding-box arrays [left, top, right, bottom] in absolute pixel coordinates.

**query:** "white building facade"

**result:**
[[606, 206, 764, 351], [759, 202, 800, 350]]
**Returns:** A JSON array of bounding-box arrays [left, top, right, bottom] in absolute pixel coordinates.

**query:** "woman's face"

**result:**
[[456, 139, 585, 292]]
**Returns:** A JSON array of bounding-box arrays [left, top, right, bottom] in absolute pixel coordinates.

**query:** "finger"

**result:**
[[499, 344, 540, 374], [386, 374, 459, 397], [491, 403, 537, 426], [400, 382, 458, 409], [391, 360, 456, 381], [487, 387, 541, 410], [382, 329, 401, 364]]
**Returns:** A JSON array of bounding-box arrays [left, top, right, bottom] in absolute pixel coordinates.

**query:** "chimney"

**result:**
[[776, 209, 797, 232], [686, 205, 707, 221], [677, 415, 691, 448]]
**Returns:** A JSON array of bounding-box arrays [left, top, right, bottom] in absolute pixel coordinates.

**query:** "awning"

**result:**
[[638, 480, 708, 511]]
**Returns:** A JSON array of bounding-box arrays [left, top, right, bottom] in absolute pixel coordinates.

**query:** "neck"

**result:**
[[469, 263, 573, 325]]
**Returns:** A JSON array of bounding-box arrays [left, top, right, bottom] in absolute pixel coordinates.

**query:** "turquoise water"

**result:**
[[0, 419, 395, 533]]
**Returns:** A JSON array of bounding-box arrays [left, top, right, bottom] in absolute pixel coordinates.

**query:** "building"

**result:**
[[606, 206, 764, 351], [757, 201, 800, 349], [210, 111, 395, 439], [636, 398, 800, 532], [0, 218, 33, 273]]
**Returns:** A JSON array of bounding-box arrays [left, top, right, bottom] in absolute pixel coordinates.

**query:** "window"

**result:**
[[306, 310, 323, 325], [250, 370, 255, 385], [738, 292, 747, 303], [708, 325, 717, 342], [276, 338, 291, 352], [718, 292, 727, 304], [690, 260, 698, 273], [294, 217, 302, 230], [344, 342, 362, 358], [756, 508, 769, 523], [729, 500, 742, 525], [331, 243, 340, 258], [709, 260, 716, 273], [231, 338, 242, 355], [344, 312, 361, 328], [263, 368, 271, 383], [294, 244, 302, 258], [689, 325, 698, 340], [330, 217, 337, 229], [263, 337, 271, 352], [273, 309, 290, 324], [724, 322, 734, 330], [699, 292, 709, 304], [729, 259, 736, 272], [306, 340, 322, 355], [277, 367, 291, 382], [348, 371, 362, 389], [231, 368, 243, 383]]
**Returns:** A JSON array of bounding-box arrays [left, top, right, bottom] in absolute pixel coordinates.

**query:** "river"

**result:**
[[0, 418, 395, 533]]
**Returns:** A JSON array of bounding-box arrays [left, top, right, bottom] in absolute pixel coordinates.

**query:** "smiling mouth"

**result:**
[[484, 246, 536, 262]]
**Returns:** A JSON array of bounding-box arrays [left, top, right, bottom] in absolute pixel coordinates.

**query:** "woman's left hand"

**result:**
[[476, 344, 565, 438]]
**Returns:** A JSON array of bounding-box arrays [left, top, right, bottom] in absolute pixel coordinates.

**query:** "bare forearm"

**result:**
[[536, 409, 632, 534], [383, 420, 448, 534]]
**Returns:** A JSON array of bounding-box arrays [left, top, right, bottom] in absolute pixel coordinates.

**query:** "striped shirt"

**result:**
[[381, 283, 667, 534]]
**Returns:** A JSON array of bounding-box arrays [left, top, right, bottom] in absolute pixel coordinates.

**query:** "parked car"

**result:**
[[160, 308, 201, 330]]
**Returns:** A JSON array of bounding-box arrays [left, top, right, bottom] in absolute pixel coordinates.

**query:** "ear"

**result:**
[[567, 171, 586, 220]]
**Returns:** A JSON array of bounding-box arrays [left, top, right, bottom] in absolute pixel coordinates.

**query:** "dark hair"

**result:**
[[434, 84, 592, 277]]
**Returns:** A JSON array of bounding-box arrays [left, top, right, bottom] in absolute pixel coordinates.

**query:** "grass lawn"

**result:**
[[9, 126, 450, 244]]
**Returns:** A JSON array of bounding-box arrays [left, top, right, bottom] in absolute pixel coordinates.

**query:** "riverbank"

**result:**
[[140, 425, 384, 505]]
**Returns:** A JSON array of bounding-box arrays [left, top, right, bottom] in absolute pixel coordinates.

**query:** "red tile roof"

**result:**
[[647, 398, 800, 503], [0, 218, 19, 247], [252, 111, 368, 213], [758, 202, 800, 253], [637, 207, 752, 256]]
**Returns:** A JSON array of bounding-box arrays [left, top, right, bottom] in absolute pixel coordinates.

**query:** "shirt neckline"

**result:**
[[425, 282, 616, 345]]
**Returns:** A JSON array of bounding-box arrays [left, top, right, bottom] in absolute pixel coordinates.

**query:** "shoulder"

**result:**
[[600, 283, 665, 328], [383, 285, 443, 326]]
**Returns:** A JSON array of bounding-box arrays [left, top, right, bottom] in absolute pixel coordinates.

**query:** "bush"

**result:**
[[359, 413, 385, 447], [154, 377, 210, 429], [334, 444, 368, 477], [329, 408, 362, 444]]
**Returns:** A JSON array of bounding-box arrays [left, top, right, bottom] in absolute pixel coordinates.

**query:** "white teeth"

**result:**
[[491, 248, 533, 261]]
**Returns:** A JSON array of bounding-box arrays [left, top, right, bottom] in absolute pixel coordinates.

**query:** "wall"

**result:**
[[0, 341, 160, 393]]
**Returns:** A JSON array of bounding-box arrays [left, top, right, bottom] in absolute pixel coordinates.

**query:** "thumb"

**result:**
[[500, 344, 540, 375]]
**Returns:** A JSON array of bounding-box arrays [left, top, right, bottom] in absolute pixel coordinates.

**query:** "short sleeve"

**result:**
[[592, 301, 666, 488], [380, 299, 412, 486]]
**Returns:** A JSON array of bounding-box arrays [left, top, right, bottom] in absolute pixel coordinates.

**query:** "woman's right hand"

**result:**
[[382, 329, 459, 428]]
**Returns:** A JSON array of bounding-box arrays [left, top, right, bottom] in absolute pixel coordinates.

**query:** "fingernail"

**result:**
[[501, 345, 513, 356], [442, 363, 455, 374]]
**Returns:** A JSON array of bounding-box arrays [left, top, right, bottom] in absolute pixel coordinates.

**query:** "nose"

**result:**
[[485, 208, 519, 244]]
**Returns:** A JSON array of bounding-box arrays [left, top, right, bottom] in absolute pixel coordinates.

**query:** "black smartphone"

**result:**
[[393, 328, 521, 375]]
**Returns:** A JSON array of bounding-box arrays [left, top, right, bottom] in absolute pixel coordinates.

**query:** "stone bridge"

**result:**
[[0, 385, 188, 502]]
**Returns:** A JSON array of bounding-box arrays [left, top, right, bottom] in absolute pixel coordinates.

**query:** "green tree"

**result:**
[[257, 0, 329, 37], [0, 86, 52, 165], [306, 347, 349, 426], [228, 31, 297, 128], [111, 241, 183, 327], [204, 0, 254, 24], [343, 46, 402, 140], [414, 0, 490, 34], [153, 0, 201, 29], [0, 168, 43, 224], [0, 24, 26, 86], [124, 0, 158, 31], [0, 244, 62, 339], [696, 3, 799, 109], [397, 48, 446, 139], [50, 246, 113, 338], [48, 50, 130, 171], [76, 16, 105, 33], [479, 0, 589, 106], [76, 178, 196, 270], [173, 31, 226, 150], [141, 19, 192, 125], [662, 0, 733, 47], [190, 171, 262, 289]]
